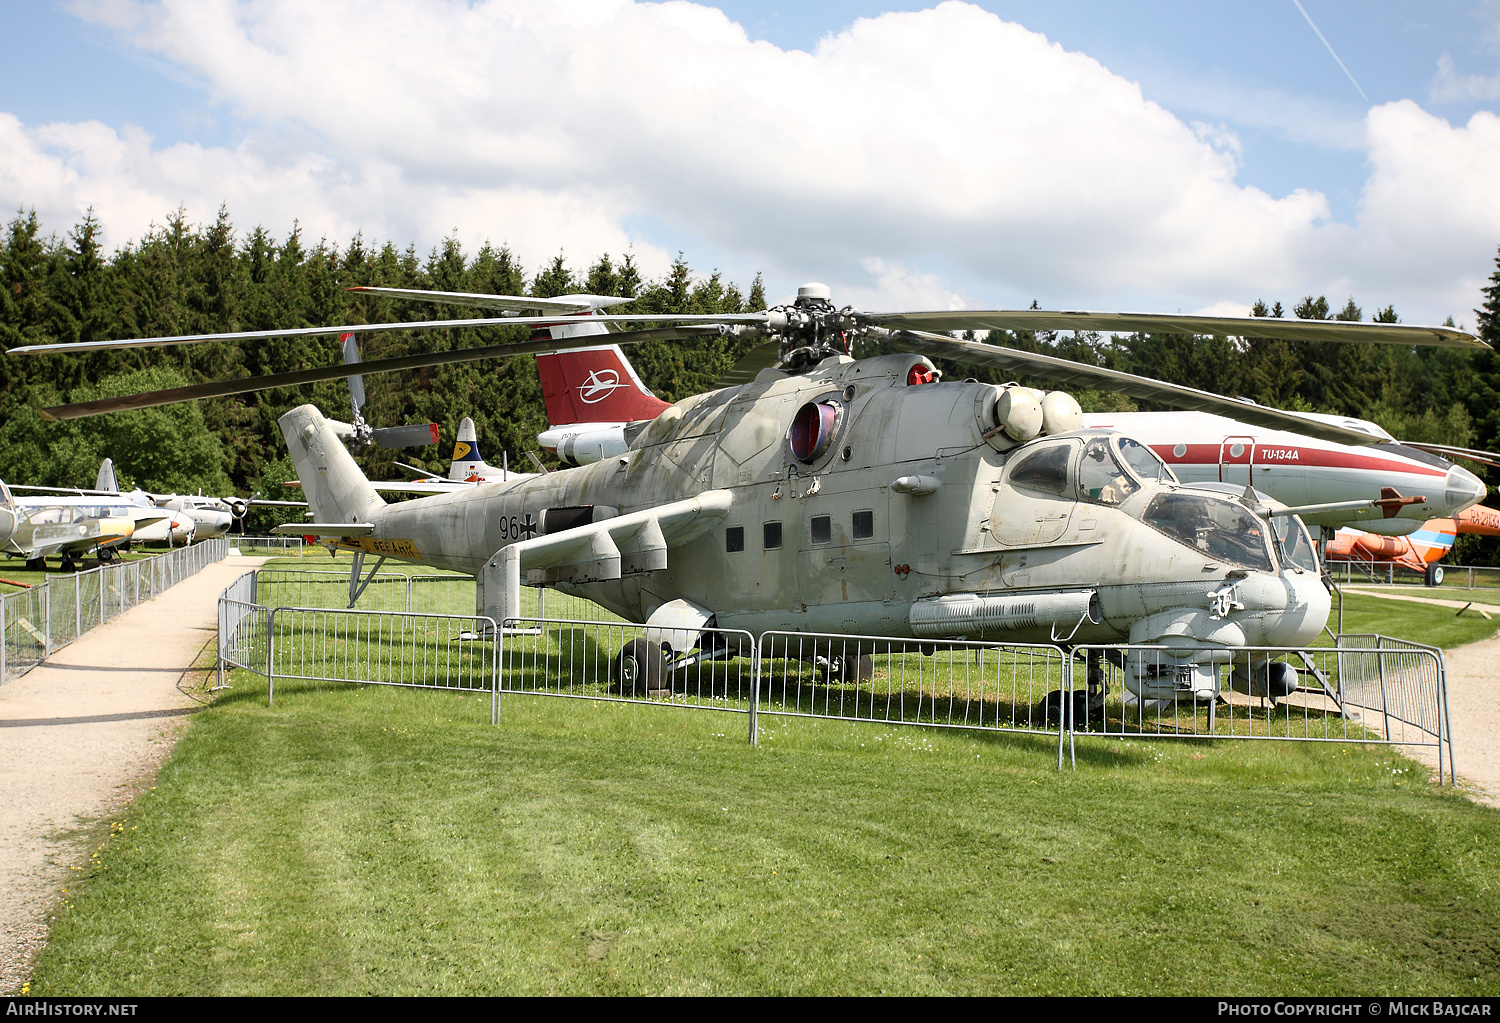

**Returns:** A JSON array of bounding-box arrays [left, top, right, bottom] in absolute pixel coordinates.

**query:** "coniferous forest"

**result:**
[[2, 204, 1498, 556]]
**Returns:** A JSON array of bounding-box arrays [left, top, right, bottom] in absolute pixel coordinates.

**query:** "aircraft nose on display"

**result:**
[[1444, 465, 1487, 514], [1264, 571, 1333, 650]]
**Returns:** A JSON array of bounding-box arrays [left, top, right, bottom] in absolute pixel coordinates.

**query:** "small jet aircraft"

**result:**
[[2, 491, 158, 571], [1324, 504, 1500, 585]]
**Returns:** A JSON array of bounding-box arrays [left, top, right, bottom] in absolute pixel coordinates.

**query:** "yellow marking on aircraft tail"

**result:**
[[340, 537, 423, 559]]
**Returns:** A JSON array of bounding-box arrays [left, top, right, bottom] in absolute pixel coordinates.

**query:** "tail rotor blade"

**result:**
[[372, 423, 441, 449], [341, 333, 366, 413]]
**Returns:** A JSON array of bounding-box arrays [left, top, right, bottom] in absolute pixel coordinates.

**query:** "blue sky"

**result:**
[[2, 1, 1498, 323]]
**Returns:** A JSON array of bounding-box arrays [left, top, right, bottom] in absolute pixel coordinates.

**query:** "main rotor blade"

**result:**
[[348, 286, 635, 314], [9, 312, 766, 356], [888, 330, 1387, 446], [1398, 441, 1500, 470], [38, 325, 726, 421], [711, 341, 781, 389], [865, 310, 1485, 349]]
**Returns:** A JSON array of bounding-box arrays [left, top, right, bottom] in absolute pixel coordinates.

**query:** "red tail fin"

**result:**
[[535, 345, 671, 425]]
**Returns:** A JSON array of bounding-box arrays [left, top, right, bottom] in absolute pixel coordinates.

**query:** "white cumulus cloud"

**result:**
[[0, 0, 1493, 325]]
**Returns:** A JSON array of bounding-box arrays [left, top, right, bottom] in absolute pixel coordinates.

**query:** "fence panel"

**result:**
[[754, 630, 1070, 751], [265, 606, 498, 707], [229, 536, 305, 557], [1331, 559, 1500, 591], [1, 585, 48, 679], [500, 617, 756, 721], [1066, 641, 1449, 779]]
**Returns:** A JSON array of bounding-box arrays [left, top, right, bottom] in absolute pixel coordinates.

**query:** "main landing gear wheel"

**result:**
[[60, 557, 78, 572], [1425, 564, 1445, 587], [613, 639, 668, 697], [25, 557, 44, 571], [817, 651, 872, 684]]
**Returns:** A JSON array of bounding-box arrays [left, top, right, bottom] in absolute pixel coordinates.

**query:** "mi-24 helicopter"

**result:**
[[14, 285, 1489, 702]]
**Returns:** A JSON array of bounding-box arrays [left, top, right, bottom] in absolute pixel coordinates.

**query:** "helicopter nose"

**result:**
[[1443, 465, 1486, 515]]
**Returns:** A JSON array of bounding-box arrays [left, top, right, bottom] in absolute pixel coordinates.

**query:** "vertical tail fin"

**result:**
[[449, 417, 492, 481], [96, 458, 119, 493], [535, 344, 671, 426], [278, 405, 385, 523]]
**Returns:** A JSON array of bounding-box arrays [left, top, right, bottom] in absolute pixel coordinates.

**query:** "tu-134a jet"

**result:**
[[12, 284, 1490, 701]]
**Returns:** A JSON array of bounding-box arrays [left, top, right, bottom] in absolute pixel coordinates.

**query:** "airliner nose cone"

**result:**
[[1445, 465, 1487, 514]]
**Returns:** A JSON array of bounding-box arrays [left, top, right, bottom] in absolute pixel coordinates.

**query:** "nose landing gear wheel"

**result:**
[[612, 639, 668, 697]]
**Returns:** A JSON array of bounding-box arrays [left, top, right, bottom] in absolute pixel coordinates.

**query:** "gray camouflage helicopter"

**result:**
[[13, 284, 1487, 701]]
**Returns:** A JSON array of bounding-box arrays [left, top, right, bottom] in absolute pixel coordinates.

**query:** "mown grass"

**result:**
[[1322, 592, 1500, 650], [1344, 584, 1500, 602], [27, 694, 1500, 992], [24, 572, 1500, 996]]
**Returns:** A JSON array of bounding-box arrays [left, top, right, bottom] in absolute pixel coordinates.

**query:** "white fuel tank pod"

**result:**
[[993, 386, 1043, 442]]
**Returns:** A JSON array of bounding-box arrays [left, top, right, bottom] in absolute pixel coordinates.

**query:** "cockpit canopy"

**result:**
[[1005, 432, 1319, 574], [1140, 491, 1274, 572]]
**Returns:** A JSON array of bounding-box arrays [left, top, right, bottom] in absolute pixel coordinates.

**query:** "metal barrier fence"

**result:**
[[215, 568, 1452, 778], [2, 538, 230, 684], [1330, 559, 1500, 591], [254, 569, 619, 621], [1065, 639, 1451, 780], [754, 630, 1068, 761], [499, 616, 757, 724], [263, 606, 499, 708], [228, 536, 305, 557]]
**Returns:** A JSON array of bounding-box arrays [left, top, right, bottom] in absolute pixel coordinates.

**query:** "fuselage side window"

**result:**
[[726, 526, 745, 553], [852, 510, 874, 540], [1009, 444, 1073, 497], [810, 515, 832, 545], [763, 521, 783, 550]]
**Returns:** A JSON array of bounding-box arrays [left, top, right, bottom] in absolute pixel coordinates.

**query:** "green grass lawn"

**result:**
[[23, 570, 1500, 996], [26, 683, 1500, 996], [1343, 584, 1500, 603], [1323, 592, 1500, 649]]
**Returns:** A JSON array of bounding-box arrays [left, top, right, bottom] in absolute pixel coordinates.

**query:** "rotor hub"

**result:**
[[765, 283, 860, 371]]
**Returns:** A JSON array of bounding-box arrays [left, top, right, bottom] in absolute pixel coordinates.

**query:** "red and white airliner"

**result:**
[[1079, 410, 1487, 536]]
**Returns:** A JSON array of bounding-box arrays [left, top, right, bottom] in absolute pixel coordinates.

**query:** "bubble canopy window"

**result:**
[[1141, 492, 1275, 572], [1118, 437, 1173, 483], [1273, 514, 1320, 573]]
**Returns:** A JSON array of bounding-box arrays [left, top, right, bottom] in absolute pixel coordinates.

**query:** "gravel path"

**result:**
[[0, 558, 264, 994], [1341, 587, 1500, 805]]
